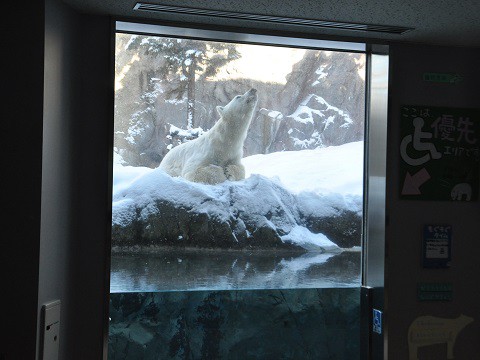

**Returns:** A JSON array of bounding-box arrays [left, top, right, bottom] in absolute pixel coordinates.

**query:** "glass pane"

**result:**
[[109, 28, 366, 360], [109, 288, 360, 359], [111, 32, 365, 292]]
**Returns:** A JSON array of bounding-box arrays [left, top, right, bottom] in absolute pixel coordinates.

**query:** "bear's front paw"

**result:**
[[185, 165, 227, 185], [225, 164, 245, 181]]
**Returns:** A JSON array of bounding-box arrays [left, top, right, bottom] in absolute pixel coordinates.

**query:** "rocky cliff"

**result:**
[[114, 34, 365, 168]]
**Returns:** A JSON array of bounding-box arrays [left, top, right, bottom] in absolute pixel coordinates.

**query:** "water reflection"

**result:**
[[110, 249, 361, 292]]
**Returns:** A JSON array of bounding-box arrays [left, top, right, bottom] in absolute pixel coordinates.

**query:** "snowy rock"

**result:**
[[279, 51, 365, 137], [111, 170, 361, 252], [267, 94, 356, 152]]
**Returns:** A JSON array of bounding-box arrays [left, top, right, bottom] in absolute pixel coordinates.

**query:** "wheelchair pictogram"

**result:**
[[400, 117, 442, 166]]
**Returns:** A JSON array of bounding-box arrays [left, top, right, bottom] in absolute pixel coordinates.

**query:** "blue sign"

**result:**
[[373, 309, 382, 334], [423, 225, 452, 268]]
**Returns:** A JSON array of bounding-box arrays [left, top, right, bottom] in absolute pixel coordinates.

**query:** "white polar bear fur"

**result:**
[[159, 88, 258, 184]]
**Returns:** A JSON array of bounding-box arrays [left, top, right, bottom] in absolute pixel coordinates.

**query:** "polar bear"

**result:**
[[159, 88, 258, 184], [408, 314, 473, 360], [451, 182, 472, 201]]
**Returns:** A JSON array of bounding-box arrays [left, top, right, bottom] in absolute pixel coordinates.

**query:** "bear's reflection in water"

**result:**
[[110, 249, 361, 292]]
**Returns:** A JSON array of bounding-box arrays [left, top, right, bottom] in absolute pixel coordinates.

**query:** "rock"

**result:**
[[303, 209, 362, 248], [111, 171, 361, 252], [244, 108, 284, 156]]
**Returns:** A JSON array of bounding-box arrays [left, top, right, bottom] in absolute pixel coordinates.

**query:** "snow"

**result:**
[[169, 124, 204, 138], [267, 110, 284, 119], [165, 98, 185, 105], [289, 105, 317, 124], [292, 136, 319, 149], [242, 141, 363, 196], [281, 226, 341, 252], [112, 154, 152, 195], [288, 94, 352, 125], [124, 35, 138, 50], [112, 142, 363, 251], [125, 122, 147, 145], [113, 141, 363, 198], [312, 65, 329, 85]]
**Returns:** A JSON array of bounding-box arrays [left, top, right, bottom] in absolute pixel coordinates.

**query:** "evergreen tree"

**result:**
[[126, 35, 240, 129]]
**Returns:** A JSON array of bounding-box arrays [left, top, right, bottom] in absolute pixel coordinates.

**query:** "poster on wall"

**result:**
[[400, 105, 479, 201]]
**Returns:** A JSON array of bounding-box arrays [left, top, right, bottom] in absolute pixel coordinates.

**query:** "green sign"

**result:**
[[400, 106, 480, 201], [423, 73, 463, 84], [418, 283, 453, 301]]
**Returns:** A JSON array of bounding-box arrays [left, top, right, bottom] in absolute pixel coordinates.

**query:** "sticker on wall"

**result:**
[[400, 106, 480, 201], [417, 283, 453, 301], [408, 314, 473, 360], [373, 309, 382, 334], [423, 72, 463, 84], [422, 225, 452, 268]]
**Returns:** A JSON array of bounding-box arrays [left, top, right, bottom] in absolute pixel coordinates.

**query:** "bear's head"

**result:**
[[216, 88, 258, 124]]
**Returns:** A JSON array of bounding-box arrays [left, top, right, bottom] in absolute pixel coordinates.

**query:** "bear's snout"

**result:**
[[245, 88, 258, 103]]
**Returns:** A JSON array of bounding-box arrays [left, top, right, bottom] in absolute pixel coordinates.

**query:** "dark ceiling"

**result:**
[[63, 0, 480, 47]]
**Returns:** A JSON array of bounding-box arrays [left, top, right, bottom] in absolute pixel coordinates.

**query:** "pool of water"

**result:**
[[110, 249, 361, 292]]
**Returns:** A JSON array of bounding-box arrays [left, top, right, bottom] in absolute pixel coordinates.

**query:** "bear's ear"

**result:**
[[216, 106, 224, 117]]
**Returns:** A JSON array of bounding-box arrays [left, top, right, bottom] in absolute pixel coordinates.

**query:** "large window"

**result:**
[[111, 27, 366, 292], [108, 21, 387, 360]]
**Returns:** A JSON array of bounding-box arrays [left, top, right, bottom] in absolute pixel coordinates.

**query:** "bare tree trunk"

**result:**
[[186, 57, 196, 129]]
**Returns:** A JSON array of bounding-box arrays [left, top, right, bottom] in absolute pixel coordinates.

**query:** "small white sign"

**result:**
[[425, 240, 449, 258]]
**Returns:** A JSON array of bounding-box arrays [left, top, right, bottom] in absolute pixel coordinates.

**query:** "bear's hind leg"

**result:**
[[185, 165, 227, 185], [225, 164, 245, 181]]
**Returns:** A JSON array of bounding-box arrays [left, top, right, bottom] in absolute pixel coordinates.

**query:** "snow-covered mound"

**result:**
[[112, 143, 363, 252], [243, 141, 363, 196]]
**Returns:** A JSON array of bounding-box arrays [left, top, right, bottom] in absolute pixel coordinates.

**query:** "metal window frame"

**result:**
[[116, 21, 366, 52], [362, 47, 389, 360]]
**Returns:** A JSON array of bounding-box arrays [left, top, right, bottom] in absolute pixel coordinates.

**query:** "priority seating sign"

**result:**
[[400, 106, 479, 201]]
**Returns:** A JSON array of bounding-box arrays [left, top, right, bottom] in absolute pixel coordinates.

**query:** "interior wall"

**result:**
[[1, 2, 45, 359], [68, 12, 113, 360], [386, 44, 480, 359], [38, 1, 112, 359], [38, 0, 79, 358]]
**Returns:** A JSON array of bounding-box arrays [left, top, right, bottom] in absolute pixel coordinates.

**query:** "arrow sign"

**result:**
[[402, 168, 431, 195]]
